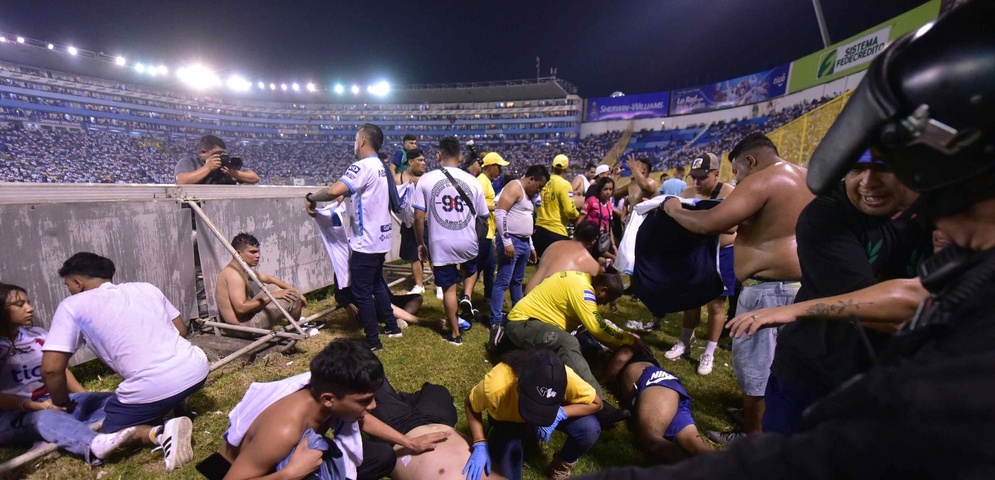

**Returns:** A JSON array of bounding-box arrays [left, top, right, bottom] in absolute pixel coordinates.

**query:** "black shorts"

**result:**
[[336, 285, 419, 310], [399, 225, 420, 262]]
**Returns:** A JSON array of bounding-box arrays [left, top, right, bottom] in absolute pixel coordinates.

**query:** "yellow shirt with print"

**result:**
[[468, 362, 596, 423], [535, 174, 579, 236], [507, 271, 635, 350], [477, 173, 496, 240]]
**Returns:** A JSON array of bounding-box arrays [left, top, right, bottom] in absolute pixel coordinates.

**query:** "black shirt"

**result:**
[[771, 182, 932, 395]]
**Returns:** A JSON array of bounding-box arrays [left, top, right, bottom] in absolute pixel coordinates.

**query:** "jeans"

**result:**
[[504, 319, 604, 399], [0, 392, 112, 464], [490, 236, 530, 326], [349, 251, 399, 348], [488, 415, 600, 479], [476, 238, 496, 299]]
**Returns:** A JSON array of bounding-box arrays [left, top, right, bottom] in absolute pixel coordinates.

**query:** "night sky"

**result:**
[[3, 0, 927, 97]]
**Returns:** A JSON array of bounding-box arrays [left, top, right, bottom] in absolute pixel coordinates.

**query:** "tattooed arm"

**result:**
[[726, 278, 927, 337]]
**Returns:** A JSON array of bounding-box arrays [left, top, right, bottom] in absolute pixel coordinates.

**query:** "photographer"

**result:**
[[175, 135, 260, 185]]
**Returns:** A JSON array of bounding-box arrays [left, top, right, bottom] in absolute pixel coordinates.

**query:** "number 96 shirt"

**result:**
[[412, 166, 489, 267]]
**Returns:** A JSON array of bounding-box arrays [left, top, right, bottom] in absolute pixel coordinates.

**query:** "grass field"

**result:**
[[3, 268, 742, 479]]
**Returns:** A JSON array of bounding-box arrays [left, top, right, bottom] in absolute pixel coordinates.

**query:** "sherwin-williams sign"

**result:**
[[585, 91, 670, 122], [817, 27, 890, 80], [788, 0, 940, 92]]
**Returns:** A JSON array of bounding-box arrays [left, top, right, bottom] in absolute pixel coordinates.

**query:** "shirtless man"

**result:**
[[661, 133, 813, 442], [216, 233, 304, 335], [572, 163, 597, 201], [220, 339, 449, 480], [626, 155, 659, 209], [603, 345, 712, 463], [525, 220, 601, 294], [664, 153, 737, 377]]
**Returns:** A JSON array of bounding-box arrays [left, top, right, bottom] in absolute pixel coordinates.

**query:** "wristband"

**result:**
[[305, 192, 315, 203], [472, 440, 487, 445]]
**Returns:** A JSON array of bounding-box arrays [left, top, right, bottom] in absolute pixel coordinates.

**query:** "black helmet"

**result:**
[[807, 0, 995, 218]]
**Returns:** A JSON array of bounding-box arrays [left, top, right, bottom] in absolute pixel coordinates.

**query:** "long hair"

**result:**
[[0, 283, 28, 360]]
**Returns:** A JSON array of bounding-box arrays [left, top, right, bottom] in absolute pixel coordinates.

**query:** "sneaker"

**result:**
[[487, 324, 505, 352], [706, 430, 746, 446], [396, 319, 409, 330], [90, 426, 136, 460], [458, 317, 472, 331], [664, 337, 695, 360], [436, 287, 443, 299], [370, 344, 383, 352], [698, 353, 714, 375], [441, 331, 463, 346], [546, 454, 577, 480], [459, 294, 478, 319], [625, 319, 657, 332], [153, 417, 193, 472], [595, 402, 631, 428], [383, 326, 403, 338], [408, 284, 425, 295]]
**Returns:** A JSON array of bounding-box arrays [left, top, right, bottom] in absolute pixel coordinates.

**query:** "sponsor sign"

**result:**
[[585, 91, 670, 122], [670, 65, 789, 115], [817, 27, 891, 80]]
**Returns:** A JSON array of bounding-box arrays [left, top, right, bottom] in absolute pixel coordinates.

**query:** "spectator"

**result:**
[[571, 163, 596, 200], [389, 133, 418, 175], [474, 152, 507, 302], [659, 166, 687, 196], [534, 155, 580, 258], [524, 220, 602, 295], [396, 149, 429, 295]]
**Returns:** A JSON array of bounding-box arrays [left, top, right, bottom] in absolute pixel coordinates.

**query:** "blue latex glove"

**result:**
[[462, 442, 491, 480], [536, 407, 569, 443]]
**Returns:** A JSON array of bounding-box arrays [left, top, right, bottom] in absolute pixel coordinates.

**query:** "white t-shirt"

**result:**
[[397, 179, 417, 228], [412, 166, 489, 266], [0, 327, 50, 401], [313, 201, 352, 288], [339, 155, 393, 254], [43, 282, 209, 404]]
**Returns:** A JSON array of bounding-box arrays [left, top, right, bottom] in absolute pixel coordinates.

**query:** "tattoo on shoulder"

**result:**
[[805, 300, 874, 317]]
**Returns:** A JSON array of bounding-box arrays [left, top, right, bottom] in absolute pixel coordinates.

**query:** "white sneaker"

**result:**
[[698, 353, 714, 375], [396, 319, 409, 329], [625, 319, 657, 332], [153, 417, 193, 472], [408, 285, 425, 295], [664, 337, 694, 360], [436, 287, 443, 299], [90, 426, 136, 460]]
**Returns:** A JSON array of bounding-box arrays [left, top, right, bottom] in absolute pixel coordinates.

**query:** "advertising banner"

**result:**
[[788, 0, 940, 92], [670, 64, 789, 115], [585, 91, 670, 122]]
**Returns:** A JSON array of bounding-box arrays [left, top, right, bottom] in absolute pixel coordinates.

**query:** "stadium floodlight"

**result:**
[[135, 63, 146, 73], [48, 44, 54, 50], [351, 85, 360, 95], [157, 65, 168, 75], [281, 83, 288, 91], [306, 83, 316, 92], [269, 83, 276, 90], [148, 68, 158, 77], [67, 46, 78, 55], [17, 37, 25, 44], [257, 81, 265, 89], [177, 64, 222, 89], [366, 81, 390, 96], [292, 83, 300, 91], [226, 75, 252, 92], [334, 84, 345, 95], [115, 56, 126, 66]]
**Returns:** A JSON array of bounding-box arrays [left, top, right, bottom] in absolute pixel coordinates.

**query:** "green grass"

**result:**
[[4, 268, 741, 479]]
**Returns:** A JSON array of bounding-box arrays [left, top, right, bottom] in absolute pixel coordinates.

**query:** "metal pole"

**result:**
[[0, 421, 103, 473], [210, 332, 280, 371], [201, 320, 306, 340], [185, 200, 307, 336], [811, 0, 832, 48]]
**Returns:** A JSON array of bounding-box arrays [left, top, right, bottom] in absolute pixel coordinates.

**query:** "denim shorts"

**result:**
[[731, 281, 800, 396]]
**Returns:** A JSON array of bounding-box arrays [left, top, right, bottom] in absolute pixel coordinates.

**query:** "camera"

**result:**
[[218, 153, 243, 170]]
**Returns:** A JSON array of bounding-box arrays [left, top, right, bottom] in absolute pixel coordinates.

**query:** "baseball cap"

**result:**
[[517, 350, 567, 426], [689, 153, 720, 178], [594, 164, 611, 176], [482, 152, 509, 167], [552, 154, 569, 169]]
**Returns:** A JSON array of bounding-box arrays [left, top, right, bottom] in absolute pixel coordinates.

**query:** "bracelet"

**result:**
[[305, 192, 314, 203], [19, 399, 29, 411], [472, 440, 487, 445]]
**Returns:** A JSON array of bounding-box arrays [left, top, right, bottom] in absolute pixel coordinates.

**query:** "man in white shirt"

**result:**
[[413, 137, 490, 346], [41, 252, 210, 471], [306, 124, 402, 351]]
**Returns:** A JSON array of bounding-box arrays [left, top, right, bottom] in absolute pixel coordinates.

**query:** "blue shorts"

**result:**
[[719, 245, 736, 297], [434, 261, 477, 288], [101, 376, 207, 433], [633, 366, 695, 441], [732, 281, 800, 396]]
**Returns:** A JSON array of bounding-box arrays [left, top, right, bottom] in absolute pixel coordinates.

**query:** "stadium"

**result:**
[[2, 0, 991, 478]]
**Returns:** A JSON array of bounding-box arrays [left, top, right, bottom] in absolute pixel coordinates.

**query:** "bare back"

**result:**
[[681, 183, 737, 248], [734, 161, 813, 281], [216, 262, 252, 324], [391, 424, 505, 480], [526, 240, 600, 293]]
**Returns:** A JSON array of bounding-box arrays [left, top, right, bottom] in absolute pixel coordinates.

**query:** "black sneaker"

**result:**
[[459, 294, 478, 319], [706, 430, 746, 445], [382, 326, 403, 338], [595, 402, 631, 428], [441, 330, 463, 346], [487, 324, 505, 353]]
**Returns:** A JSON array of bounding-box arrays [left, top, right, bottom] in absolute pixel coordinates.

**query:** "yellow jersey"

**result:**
[[535, 174, 579, 236], [468, 362, 596, 423], [507, 271, 635, 350], [477, 173, 496, 240]]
